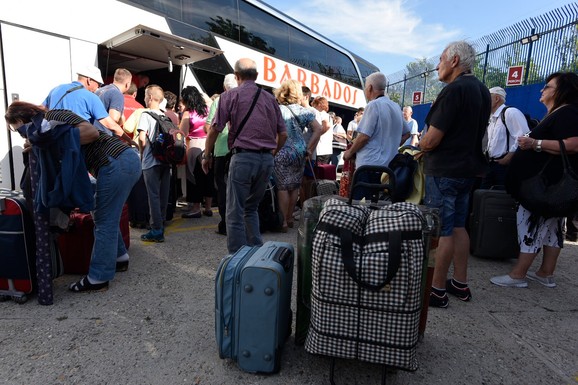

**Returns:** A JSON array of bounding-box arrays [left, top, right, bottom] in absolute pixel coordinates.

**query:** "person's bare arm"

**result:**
[[307, 119, 324, 156], [76, 121, 100, 144], [201, 127, 219, 174], [179, 111, 190, 136], [100, 116, 137, 146], [275, 132, 288, 155], [419, 125, 444, 152], [108, 109, 122, 125], [343, 132, 370, 161], [138, 130, 147, 158]]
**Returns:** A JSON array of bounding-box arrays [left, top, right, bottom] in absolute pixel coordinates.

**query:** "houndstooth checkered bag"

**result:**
[[305, 198, 430, 371]]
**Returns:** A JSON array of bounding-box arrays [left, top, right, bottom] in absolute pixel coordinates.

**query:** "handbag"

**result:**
[[338, 143, 355, 198], [518, 139, 578, 218]]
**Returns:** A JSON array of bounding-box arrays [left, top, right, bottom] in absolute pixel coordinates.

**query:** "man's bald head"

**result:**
[[234, 58, 258, 81]]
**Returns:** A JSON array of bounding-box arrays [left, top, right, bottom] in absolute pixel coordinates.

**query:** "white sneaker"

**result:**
[[526, 271, 557, 288], [490, 274, 528, 288]]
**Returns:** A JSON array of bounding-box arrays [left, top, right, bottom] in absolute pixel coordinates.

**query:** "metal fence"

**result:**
[[386, 3, 578, 107]]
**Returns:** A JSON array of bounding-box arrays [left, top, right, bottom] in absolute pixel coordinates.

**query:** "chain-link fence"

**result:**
[[386, 3, 578, 107]]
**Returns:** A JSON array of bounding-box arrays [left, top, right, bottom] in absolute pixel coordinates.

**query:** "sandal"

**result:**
[[69, 276, 109, 293]]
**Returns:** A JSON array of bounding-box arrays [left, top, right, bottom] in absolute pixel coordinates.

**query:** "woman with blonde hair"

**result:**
[[273, 80, 323, 231]]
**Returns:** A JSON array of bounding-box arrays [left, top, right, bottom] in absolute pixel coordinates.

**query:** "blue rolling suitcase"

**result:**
[[215, 241, 294, 373]]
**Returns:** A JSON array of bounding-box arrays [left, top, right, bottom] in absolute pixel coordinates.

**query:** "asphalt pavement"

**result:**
[[1, 208, 578, 385]]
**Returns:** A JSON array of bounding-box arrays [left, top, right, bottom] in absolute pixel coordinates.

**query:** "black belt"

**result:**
[[231, 147, 272, 154], [487, 153, 507, 162]]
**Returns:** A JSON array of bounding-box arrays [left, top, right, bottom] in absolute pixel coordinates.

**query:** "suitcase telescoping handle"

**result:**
[[339, 227, 402, 292], [272, 247, 293, 273], [348, 165, 396, 205]]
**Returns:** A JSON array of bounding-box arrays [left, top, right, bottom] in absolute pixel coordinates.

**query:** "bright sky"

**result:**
[[262, 0, 576, 76]]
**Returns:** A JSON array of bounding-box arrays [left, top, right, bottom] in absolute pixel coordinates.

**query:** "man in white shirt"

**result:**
[[343, 72, 403, 200], [313, 96, 333, 164], [346, 107, 364, 141], [401, 106, 419, 147], [481, 86, 530, 189]]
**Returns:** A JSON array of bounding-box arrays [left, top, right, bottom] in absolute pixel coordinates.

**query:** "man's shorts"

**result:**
[[424, 176, 475, 237]]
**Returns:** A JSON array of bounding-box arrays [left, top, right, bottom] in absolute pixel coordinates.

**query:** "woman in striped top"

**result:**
[[6, 102, 141, 293]]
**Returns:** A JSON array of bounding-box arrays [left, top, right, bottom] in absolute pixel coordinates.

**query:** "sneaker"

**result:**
[[429, 291, 449, 308], [141, 229, 164, 243], [526, 271, 557, 288], [490, 274, 528, 288], [446, 279, 472, 301]]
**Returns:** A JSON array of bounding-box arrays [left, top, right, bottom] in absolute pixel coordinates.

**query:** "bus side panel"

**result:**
[[0, 24, 72, 190]]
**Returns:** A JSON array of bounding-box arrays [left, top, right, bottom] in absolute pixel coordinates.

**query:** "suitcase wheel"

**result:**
[[13, 294, 28, 304]]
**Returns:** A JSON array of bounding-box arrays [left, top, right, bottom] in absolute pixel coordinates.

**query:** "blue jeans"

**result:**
[[143, 164, 171, 230], [226, 152, 274, 253], [89, 150, 141, 281], [424, 176, 475, 237]]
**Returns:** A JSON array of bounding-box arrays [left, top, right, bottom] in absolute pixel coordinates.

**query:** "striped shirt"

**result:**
[[44, 109, 129, 177], [83, 132, 130, 177]]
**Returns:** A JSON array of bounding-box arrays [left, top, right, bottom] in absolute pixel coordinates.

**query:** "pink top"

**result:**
[[188, 109, 208, 139]]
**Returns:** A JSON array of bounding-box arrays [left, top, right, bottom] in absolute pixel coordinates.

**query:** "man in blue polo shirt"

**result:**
[[43, 65, 134, 145]]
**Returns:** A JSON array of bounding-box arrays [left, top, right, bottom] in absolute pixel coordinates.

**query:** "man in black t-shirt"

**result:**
[[419, 41, 491, 308]]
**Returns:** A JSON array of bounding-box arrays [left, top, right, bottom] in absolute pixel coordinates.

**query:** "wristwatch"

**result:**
[[535, 140, 543, 152]]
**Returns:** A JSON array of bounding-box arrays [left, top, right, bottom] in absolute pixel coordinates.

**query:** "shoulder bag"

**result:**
[[224, 87, 262, 174], [518, 139, 578, 218]]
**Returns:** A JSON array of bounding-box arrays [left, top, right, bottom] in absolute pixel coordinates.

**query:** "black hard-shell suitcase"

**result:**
[[470, 189, 519, 259], [127, 171, 175, 228], [259, 179, 283, 233]]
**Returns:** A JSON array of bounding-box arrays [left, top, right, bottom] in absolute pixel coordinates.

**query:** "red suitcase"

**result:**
[[0, 191, 36, 303], [314, 163, 337, 180], [58, 204, 130, 274]]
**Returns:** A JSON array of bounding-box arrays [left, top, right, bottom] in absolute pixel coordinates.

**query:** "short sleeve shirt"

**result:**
[[137, 109, 165, 170], [355, 95, 404, 168], [43, 81, 109, 126], [424, 74, 491, 177]]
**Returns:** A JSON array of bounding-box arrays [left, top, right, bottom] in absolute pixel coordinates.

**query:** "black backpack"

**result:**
[[500, 106, 539, 132], [144, 111, 186, 165], [387, 147, 418, 203]]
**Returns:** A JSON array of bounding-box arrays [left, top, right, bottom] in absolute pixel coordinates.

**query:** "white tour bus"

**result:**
[[0, 0, 379, 190]]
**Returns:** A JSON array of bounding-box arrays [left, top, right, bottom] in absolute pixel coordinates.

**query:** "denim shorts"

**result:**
[[424, 176, 475, 236]]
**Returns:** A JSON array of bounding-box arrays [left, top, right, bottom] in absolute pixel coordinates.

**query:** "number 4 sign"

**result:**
[[507, 66, 524, 86]]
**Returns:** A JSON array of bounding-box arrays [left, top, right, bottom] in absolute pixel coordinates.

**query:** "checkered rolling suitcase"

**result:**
[[305, 166, 437, 375]]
